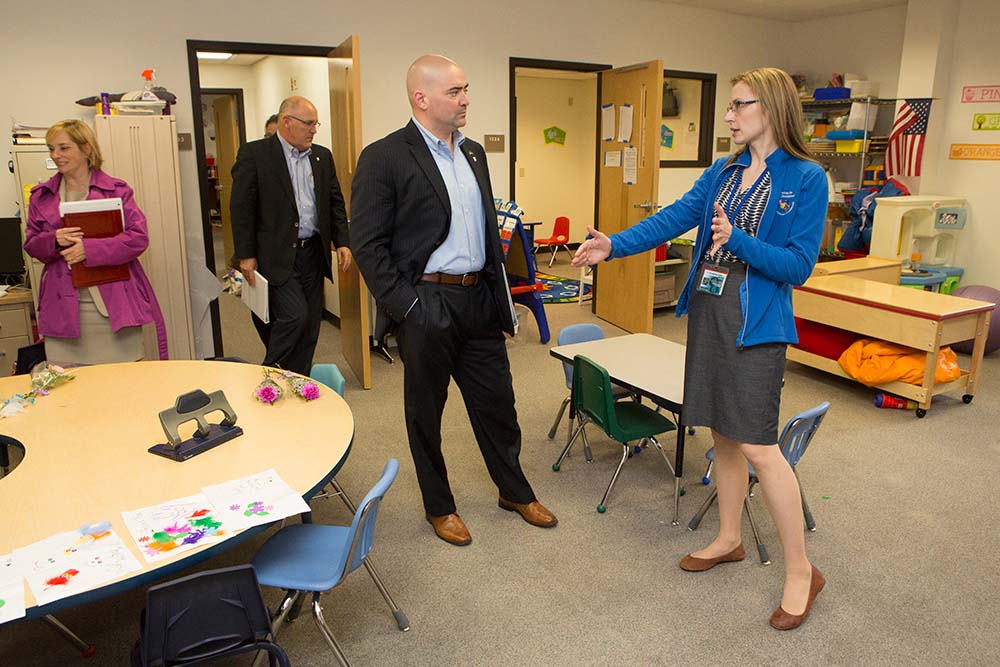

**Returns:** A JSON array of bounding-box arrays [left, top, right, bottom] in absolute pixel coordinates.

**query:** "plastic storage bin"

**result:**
[[835, 139, 871, 153]]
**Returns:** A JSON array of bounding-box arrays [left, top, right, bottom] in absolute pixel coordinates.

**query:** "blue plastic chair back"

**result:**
[[778, 402, 830, 468], [557, 324, 605, 388], [310, 363, 346, 398], [340, 459, 399, 576]]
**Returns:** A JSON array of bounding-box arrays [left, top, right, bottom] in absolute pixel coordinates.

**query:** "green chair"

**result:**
[[553, 355, 677, 513]]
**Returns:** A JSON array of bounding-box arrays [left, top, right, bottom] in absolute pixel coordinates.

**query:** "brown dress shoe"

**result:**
[[425, 513, 472, 546], [769, 565, 826, 630], [679, 544, 745, 572], [498, 498, 558, 527]]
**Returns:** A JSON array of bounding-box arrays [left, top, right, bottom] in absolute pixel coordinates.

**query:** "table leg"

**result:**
[[672, 418, 686, 526]]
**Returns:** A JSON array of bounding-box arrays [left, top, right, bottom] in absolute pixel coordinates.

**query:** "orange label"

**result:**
[[948, 143, 1000, 160]]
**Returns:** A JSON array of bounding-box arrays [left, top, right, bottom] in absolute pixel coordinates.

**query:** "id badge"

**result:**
[[697, 263, 729, 296]]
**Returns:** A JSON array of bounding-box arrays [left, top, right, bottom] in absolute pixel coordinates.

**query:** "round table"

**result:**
[[0, 360, 353, 617]]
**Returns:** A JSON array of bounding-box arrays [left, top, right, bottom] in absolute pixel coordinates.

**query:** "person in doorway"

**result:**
[[24, 120, 168, 365], [351, 55, 557, 546], [264, 113, 278, 139], [231, 96, 351, 375], [573, 67, 827, 630]]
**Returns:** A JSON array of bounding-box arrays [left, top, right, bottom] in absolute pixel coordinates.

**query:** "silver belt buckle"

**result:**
[[461, 273, 476, 286]]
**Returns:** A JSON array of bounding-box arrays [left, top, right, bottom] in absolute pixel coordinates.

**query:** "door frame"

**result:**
[[508, 57, 610, 311], [186, 39, 337, 356], [199, 88, 248, 146]]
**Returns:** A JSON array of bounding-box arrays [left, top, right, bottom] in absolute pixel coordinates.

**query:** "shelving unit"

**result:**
[[803, 96, 896, 188], [653, 239, 694, 308]]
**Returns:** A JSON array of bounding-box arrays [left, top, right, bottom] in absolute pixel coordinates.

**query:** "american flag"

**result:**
[[884, 98, 932, 177]]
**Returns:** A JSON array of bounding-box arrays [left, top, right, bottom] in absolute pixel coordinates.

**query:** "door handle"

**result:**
[[633, 201, 661, 212]]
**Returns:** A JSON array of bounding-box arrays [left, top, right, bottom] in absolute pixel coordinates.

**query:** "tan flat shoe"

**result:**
[[679, 544, 745, 572], [769, 565, 826, 630]]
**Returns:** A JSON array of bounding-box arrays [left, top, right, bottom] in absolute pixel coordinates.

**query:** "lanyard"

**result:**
[[724, 166, 768, 221]]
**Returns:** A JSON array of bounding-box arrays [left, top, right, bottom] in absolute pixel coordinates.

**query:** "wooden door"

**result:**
[[213, 95, 240, 269], [596, 61, 663, 334], [328, 35, 372, 388]]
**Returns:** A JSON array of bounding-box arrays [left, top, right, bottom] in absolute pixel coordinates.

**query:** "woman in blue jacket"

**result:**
[[573, 67, 826, 630]]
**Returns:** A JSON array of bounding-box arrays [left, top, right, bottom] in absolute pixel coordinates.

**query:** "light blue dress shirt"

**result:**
[[412, 117, 486, 274], [276, 132, 318, 240]]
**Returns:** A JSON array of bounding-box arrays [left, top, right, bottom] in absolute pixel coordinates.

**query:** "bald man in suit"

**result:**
[[351, 56, 557, 546], [231, 96, 351, 374]]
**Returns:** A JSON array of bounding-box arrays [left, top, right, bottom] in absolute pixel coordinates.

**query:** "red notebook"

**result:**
[[59, 198, 130, 288]]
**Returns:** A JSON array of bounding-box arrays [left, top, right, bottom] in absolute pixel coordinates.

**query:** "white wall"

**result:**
[[198, 62, 260, 144], [919, 0, 1000, 287], [250, 56, 332, 150], [514, 74, 597, 244]]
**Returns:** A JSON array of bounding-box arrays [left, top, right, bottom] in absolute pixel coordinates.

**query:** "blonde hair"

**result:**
[[729, 67, 815, 164], [46, 119, 103, 171]]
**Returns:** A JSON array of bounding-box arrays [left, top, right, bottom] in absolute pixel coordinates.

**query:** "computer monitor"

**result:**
[[0, 217, 26, 278]]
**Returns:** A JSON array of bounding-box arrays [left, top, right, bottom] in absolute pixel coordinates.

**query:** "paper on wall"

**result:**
[[601, 104, 615, 141], [604, 151, 622, 168], [618, 104, 634, 143], [623, 146, 638, 185]]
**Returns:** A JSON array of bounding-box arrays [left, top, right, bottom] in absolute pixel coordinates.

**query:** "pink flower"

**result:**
[[300, 382, 320, 401], [256, 384, 279, 404]]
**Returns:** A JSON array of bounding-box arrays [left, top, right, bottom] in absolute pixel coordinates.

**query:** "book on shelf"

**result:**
[[59, 198, 130, 288]]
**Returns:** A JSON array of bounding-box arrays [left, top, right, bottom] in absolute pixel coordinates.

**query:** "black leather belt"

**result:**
[[420, 271, 483, 286], [294, 235, 318, 248]]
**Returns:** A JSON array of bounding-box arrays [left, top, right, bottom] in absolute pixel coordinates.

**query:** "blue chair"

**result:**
[[307, 364, 409, 636], [131, 564, 289, 666], [548, 324, 633, 453], [252, 459, 406, 667], [687, 402, 831, 565]]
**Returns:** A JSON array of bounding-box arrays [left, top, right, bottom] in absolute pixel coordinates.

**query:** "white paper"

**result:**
[[13, 523, 141, 607], [617, 104, 634, 143], [121, 494, 229, 563], [241, 271, 269, 323], [201, 469, 312, 531], [623, 146, 638, 185], [601, 104, 615, 141], [0, 553, 26, 625], [604, 151, 622, 168], [846, 102, 877, 132]]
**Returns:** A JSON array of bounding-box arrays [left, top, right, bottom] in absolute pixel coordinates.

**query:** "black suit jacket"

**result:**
[[231, 134, 349, 286], [351, 120, 514, 341]]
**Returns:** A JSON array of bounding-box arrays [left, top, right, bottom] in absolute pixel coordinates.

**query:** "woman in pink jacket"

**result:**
[[24, 119, 167, 364]]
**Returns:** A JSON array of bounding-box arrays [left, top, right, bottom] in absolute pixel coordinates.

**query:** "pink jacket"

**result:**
[[24, 169, 168, 360]]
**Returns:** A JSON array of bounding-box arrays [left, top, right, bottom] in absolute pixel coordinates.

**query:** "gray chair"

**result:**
[[687, 402, 831, 564]]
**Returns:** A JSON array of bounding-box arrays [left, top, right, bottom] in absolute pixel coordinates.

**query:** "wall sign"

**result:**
[[948, 143, 1000, 160], [972, 114, 1000, 130], [961, 85, 1000, 103], [543, 126, 566, 145]]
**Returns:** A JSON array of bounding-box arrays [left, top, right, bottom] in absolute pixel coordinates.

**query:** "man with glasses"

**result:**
[[231, 96, 351, 374]]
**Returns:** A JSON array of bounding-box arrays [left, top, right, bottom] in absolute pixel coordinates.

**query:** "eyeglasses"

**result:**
[[287, 115, 321, 129], [726, 99, 759, 114]]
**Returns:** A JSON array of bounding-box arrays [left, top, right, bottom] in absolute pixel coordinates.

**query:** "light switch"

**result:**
[[519, 167, 525, 177]]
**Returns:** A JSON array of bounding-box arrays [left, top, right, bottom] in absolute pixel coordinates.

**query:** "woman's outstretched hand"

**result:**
[[571, 226, 612, 267]]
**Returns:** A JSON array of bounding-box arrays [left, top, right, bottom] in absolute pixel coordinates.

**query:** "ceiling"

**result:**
[[656, 0, 906, 22]]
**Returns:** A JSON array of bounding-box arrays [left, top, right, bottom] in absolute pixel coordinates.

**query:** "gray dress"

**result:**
[[681, 168, 785, 445]]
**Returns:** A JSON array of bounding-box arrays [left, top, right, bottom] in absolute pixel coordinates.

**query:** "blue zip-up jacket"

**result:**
[[609, 147, 826, 347]]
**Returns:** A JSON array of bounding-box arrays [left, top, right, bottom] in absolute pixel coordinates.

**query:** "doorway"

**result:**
[[510, 58, 608, 264], [187, 39, 371, 388], [199, 88, 246, 280]]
